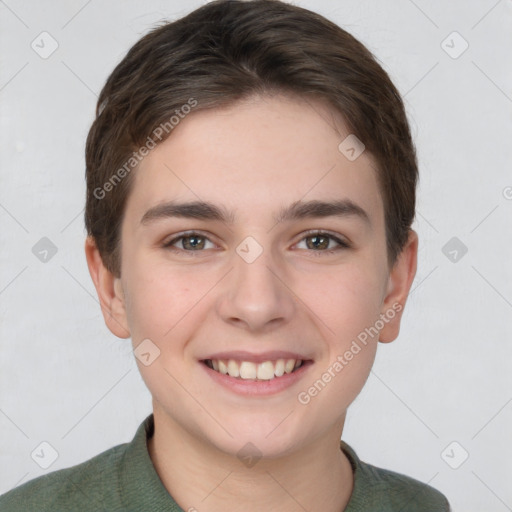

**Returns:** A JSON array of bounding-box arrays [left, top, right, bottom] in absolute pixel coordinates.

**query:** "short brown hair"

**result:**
[[85, 0, 418, 277]]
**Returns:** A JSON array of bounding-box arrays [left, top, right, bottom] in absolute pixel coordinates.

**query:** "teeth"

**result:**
[[218, 360, 228, 375], [257, 361, 275, 380], [285, 359, 295, 373], [227, 359, 240, 377], [239, 361, 257, 379], [207, 358, 304, 380], [274, 359, 285, 377]]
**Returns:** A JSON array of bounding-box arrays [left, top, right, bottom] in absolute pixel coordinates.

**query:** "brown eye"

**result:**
[[180, 234, 206, 250], [296, 231, 350, 253], [163, 232, 215, 253], [305, 234, 330, 250]]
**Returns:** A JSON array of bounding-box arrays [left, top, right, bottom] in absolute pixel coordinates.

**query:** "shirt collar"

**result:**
[[119, 413, 182, 510], [340, 440, 373, 510]]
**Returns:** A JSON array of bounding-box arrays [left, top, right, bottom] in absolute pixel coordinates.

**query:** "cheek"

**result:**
[[295, 269, 381, 417], [298, 262, 384, 407], [122, 261, 196, 342], [296, 261, 384, 341]]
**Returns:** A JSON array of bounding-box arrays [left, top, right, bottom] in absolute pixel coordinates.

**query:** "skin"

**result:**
[[85, 93, 418, 512]]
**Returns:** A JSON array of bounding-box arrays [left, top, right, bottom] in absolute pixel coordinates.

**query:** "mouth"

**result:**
[[201, 357, 311, 381]]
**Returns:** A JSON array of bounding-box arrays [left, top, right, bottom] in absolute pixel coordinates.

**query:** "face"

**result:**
[[87, 94, 417, 459]]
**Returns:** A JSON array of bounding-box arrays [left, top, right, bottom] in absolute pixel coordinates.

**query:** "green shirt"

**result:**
[[0, 414, 450, 511]]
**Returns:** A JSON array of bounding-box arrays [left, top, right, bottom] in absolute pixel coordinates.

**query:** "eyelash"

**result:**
[[161, 230, 350, 257]]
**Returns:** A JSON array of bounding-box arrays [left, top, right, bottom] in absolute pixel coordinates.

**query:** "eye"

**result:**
[[295, 230, 350, 254], [162, 230, 350, 256], [162, 231, 216, 255]]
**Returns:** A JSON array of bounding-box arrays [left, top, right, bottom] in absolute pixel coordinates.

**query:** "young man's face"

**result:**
[[87, 94, 417, 458]]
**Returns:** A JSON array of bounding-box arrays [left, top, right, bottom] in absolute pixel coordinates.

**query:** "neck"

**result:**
[[147, 405, 354, 512]]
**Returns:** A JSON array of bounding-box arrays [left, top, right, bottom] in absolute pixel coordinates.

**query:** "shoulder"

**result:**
[[0, 441, 128, 512], [341, 442, 451, 512], [357, 461, 451, 511]]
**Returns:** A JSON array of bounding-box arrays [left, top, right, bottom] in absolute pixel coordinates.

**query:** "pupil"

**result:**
[[309, 235, 328, 250], [185, 236, 204, 250]]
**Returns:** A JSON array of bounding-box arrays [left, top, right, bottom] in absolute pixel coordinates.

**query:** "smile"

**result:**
[[203, 358, 305, 381]]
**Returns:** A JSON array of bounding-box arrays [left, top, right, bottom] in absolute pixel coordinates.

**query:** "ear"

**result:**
[[379, 230, 418, 343], [84, 236, 130, 339]]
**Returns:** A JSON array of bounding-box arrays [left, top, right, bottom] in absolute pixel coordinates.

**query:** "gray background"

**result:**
[[1, 0, 511, 509]]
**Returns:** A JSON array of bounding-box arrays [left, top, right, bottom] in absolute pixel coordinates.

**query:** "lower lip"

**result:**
[[200, 361, 313, 396]]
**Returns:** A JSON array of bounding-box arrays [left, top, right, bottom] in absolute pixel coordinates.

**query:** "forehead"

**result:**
[[124, 94, 383, 227]]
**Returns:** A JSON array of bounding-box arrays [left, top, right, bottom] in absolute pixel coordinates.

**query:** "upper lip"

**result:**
[[201, 350, 313, 364]]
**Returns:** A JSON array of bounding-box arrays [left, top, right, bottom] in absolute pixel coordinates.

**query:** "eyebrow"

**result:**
[[140, 198, 370, 227]]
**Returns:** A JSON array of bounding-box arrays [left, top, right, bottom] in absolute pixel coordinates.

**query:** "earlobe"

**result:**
[[378, 230, 418, 343], [84, 236, 131, 339]]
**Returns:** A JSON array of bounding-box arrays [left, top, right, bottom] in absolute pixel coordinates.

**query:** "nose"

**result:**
[[216, 243, 296, 333]]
